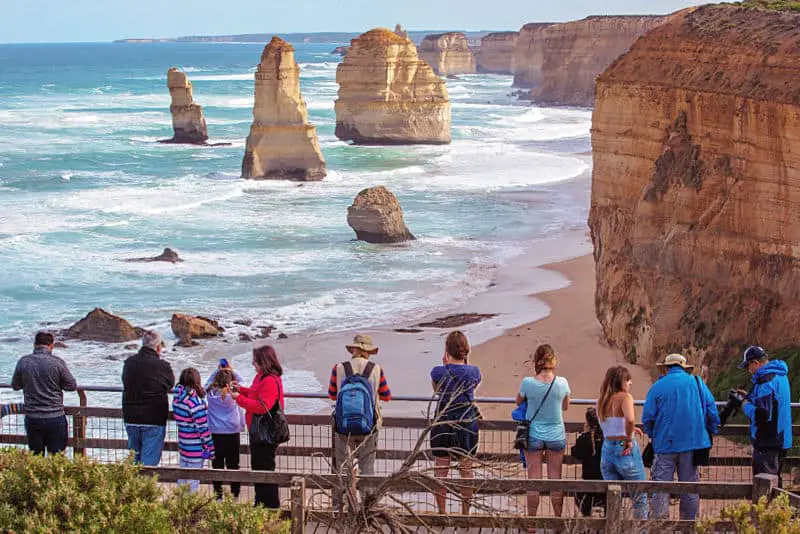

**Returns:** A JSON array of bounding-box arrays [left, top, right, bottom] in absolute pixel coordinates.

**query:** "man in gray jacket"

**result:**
[[12, 331, 77, 455]]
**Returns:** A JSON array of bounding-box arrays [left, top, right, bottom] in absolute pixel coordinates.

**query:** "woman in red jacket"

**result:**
[[231, 345, 285, 508]]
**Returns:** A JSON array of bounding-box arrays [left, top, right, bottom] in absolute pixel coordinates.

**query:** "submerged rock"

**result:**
[[346, 186, 415, 244], [171, 314, 222, 346], [125, 247, 183, 264], [65, 308, 144, 343]]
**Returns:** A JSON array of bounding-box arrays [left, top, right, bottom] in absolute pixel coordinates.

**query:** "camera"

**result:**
[[719, 388, 747, 427]]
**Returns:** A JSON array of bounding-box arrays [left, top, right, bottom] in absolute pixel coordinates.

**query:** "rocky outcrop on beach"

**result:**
[[335, 28, 451, 145], [515, 16, 668, 106], [394, 24, 409, 40], [164, 68, 208, 144], [476, 32, 519, 74], [346, 186, 415, 243], [125, 248, 183, 263], [242, 36, 326, 181], [65, 308, 144, 343], [512, 23, 553, 89], [589, 5, 800, 371], [331, 46, 349, 56], [419, 32, 476, 76], [171, 314, 222, 346]]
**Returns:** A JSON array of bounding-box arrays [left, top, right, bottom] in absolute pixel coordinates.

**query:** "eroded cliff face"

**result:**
[[589, 5, 800, 371], [517, 16, 668, 106], [419, 32, 476, 76], [335, 28, 451, 145], [166, 68, 208, 143], [512, 23, 552, 88], [242, 36, 326, 181], [476, 32, 519, 74]]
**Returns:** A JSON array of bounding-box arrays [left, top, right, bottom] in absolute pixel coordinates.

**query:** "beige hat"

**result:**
[[657, 353, 694, 370], [346, 333, 379, 354]]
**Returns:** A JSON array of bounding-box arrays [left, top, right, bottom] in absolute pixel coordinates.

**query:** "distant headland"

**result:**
[[112, 31, 493, 45]]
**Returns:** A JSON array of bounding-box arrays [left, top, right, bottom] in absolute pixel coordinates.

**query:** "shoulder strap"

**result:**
[[362, 361, 376, 381], [342, 361, 354, 378], [528, 377, 557, 424]]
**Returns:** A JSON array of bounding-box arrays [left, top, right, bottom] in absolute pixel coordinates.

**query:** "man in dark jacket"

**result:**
[[737, 346, 792, 485], [122, 330, 174, 466], [12, 331, 77, 455]]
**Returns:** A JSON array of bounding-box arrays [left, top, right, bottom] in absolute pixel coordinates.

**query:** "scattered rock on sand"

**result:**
[[239, 332, 253, 342], [53, 341, 68, 349], [417, 313, 497, 328], [64, 308, 144, 343], [171, 314, 222, 346], [125, 247, 183, 264], [393, 328, 424, 334], [233, 319, 253, 327], [278, 333, 288, 340], [347, 186, 415, 244], [256, 325, 275, 338], [123, 343, 139, 350]]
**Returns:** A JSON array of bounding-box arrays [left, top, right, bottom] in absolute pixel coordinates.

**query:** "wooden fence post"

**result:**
[[290, 476, 306, 534], [753, 473, 778, 504], [606, 484, 622, 534], [73, 389, 88, 457]]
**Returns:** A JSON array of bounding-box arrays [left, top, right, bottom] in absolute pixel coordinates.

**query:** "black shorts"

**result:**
[[430, 421, 479, 459]]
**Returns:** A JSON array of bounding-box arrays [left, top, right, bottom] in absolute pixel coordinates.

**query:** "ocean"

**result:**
[[0, 42, 592, 392]]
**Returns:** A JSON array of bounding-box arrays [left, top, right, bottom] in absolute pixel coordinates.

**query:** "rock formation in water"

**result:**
[[394, 24, 409, 40], [512, 23, 554, 89], [331, 46, 349, 55], [347, 186, 415, 243], [164, 68, 208, 144], [476, 31, 519, 74], [514, 16, 668, 106], [418, 32, 476, 76], [589, 5, 800, 371], [171, 314, 222, 346], [335, 28, 451, 145], [65, 308, 144, 343], [125, 248, 183, 263], [242, 36, 326, 181]]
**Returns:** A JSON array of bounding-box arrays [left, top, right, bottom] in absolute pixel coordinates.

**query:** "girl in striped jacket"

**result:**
[[172, 367, 214, 493]]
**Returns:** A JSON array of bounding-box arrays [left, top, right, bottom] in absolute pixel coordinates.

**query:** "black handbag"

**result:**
[[249, 376, 290, 446], [514, 378, 556, 450], [642, 442, 655, 468], [692, 376, 712, 466]]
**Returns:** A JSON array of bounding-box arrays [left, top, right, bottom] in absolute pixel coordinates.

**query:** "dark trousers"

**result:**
[[251, 441, 279, 508], [753, 448, 787, 487], [25, 415, 68, 455], [212, 433, 241, 498]]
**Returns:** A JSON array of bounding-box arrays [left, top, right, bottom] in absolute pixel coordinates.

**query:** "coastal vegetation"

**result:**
[[740, 0, 800, 11], [698, 494, 800, 533], [0, 449, 288, 533]]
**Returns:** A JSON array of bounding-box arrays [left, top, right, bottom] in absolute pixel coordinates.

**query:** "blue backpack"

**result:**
[[335, 361, 376, 435]]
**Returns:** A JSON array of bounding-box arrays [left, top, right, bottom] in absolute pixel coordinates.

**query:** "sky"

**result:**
[[0, 0, 712, 43]]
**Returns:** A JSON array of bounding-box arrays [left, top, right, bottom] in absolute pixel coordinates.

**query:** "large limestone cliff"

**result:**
[[589, 5, 800, 371], [242, 36, 326, 181], [419, 32, 476, 76], [517, 16, 668, 106], [335, 28, 451, 145], [512, 23, 553, 88], [476, 32, 519, 74], [166, 68, 208, 144]]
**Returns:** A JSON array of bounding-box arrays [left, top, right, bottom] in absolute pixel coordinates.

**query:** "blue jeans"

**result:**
[[125, 424, 166, 466], [25, 415, 68, 455], [651, 451, 698, 520], [178, 456, 204, 493], [601, 439, 648, 519]]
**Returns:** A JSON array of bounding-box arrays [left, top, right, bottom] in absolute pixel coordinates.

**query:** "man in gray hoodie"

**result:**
[[12, 331, 77, 455]]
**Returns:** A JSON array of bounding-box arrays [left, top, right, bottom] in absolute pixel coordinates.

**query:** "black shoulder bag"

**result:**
[[692, 376, 712, 466], [513, 378, 556, 450], [249, 376, 290, 446]]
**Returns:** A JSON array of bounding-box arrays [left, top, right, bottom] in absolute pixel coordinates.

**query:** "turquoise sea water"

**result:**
[[0, 42, 592, 389]]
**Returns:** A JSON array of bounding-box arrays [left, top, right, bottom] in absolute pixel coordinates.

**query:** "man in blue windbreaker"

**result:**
[[737, 346, 792, 485]]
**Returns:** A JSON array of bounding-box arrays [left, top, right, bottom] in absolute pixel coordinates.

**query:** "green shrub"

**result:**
[[741, 0, 800, 11], [698, 494, 800, 534], [0, 448, 288, 533]]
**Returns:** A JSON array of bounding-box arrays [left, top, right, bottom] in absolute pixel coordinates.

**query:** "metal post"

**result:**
[[753, 473, 778, 504], [73, 389, 88, 457], [606, 484, 622, 534], [290, 476, 306, 534]]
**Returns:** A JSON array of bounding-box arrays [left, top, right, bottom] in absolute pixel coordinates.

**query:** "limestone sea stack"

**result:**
[[512, 23, 553, 88], [419, 32, 476, 76], [165, 68, 208, 144], [242, 36, 326, 181], [394, 23, 409, 40], [335, 28, 451, 145], [589, 5, 800, 371], [515, 16, 668, 106], [347, 186, 415, 243], [476, 31, 519, 74]]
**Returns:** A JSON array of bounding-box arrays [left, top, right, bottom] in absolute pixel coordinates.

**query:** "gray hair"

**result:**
[[142, 330, 163, 351]]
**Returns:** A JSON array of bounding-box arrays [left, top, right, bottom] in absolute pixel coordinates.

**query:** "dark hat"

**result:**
[[738, 345, 767, 369]]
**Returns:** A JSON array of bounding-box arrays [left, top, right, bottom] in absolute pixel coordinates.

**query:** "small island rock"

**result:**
[[347, 186, 415, 244], [65, 308, 144, 343]]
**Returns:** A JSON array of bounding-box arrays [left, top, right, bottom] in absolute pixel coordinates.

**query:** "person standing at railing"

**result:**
[[205, 359, 245, 500], [642, 353, 719, 520], [11, 331, 76, 455], [231, 345, 285, 509], [430, 331, 481, 515], [571, 407, 606, 518], [597, 365, 647, 520], [122, 330, 175, 466], [515, 344, 570, 518], [173, 367, 214, 493]]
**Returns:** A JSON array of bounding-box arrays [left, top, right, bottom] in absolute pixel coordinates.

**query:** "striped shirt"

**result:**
[[172, 385, 214, 460], [328, 357, 391, 427]]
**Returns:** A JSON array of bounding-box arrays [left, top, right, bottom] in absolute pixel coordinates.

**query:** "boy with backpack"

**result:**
[[328, 334, 392, 503]]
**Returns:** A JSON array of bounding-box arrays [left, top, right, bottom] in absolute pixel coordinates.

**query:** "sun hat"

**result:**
[[346, 333, 379, 354], [656, 353, 695, 370], [738, 345, 767, 370]]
